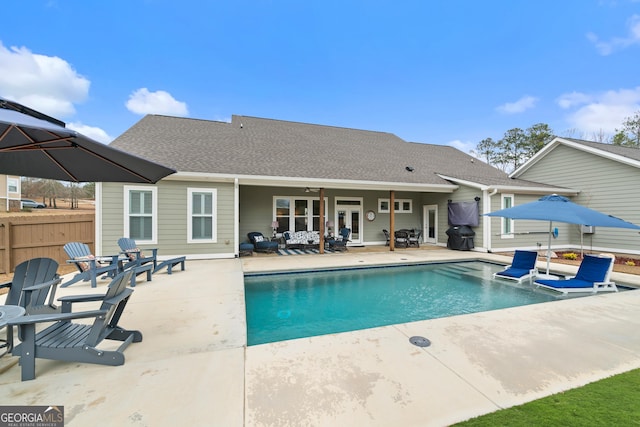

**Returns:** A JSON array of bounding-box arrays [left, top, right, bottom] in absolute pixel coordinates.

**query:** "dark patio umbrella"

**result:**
[[485, 194, 640, 274], [0, 98, 175, 183]]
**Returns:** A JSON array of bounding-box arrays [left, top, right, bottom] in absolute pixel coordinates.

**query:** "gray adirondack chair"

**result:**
[[61, 242, 121, 288], [1, 258, 61, 356], [0, 257, 61, 314], [8, 269, 142, 381], [118, 237, 186, 275]]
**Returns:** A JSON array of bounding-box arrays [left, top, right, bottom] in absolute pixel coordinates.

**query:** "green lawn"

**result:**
[[455, 369, 640, 426]]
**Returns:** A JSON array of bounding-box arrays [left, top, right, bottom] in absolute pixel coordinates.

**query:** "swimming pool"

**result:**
[[244, 261, 561, 346]]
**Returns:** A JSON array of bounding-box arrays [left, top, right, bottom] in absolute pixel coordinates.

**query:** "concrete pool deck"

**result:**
[[1, 248, 640, 426]]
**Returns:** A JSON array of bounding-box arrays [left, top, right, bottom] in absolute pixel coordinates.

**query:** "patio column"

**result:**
[[390, 190, 395, 251], [319, 188, 325, 254]]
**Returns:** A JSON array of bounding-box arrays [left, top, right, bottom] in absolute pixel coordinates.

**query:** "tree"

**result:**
[[41, 179, 65, 208], [612, 111, 640, 147], [82, 182, 95, 199], [474, 123, 554, 172], [473, 138, 500, 165], [525, 123, 553, 155], [499, 127, 527, 172]]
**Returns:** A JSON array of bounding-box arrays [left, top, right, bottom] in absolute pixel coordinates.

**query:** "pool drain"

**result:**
[[277, 310, 291, 319], [409, 336, 431, 347]]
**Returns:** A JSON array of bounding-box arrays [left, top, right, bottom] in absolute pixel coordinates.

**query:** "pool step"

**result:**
[[434, 268, 462, 280], [436, 264, 499, 281]]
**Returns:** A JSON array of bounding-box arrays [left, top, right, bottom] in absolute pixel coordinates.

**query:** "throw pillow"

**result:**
[[74, 255, 95, 272], [125, 248, 145, 261], [254, 235, 264, 242]]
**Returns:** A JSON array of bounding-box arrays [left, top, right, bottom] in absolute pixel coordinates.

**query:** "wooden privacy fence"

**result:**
[[0, 214, 95, 274]]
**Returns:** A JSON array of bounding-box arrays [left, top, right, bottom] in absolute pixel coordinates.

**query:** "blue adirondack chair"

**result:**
[[61, 242, 122, 288], [118, 237, 186, 275], [8, 269, 143, 381]]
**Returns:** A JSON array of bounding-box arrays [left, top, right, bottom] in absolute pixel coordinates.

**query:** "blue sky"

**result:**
[[1, 1, 639, 154]]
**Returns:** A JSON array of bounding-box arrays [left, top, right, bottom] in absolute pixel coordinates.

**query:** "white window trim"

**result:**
[[124, 185, 158, 245], [7, 177, 18, 194], [378, 198, 413, 213], [273, 196, 328, 232], [501, 194, 514, 239], [187, 188, 217, 243]]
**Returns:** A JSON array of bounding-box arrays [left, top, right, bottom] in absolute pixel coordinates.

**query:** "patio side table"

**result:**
[[1, 305, 26, 356]]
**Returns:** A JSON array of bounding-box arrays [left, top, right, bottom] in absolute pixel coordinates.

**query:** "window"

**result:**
[[273, 196, 327, 232], [188, 188, 216, 243], [378, 198, 412, 213], [7, 178, 18, 194], [501, 194, 514, 239], [275, 198, 290, 233], [124, 186, 157, 244]]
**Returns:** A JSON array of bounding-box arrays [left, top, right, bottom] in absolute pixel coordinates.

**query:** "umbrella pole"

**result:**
[[546, 221, 552, 275]]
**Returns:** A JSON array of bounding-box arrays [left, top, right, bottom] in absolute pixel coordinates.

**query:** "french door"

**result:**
[[422, 204, 437, 244], [335, 198, 362, 244]]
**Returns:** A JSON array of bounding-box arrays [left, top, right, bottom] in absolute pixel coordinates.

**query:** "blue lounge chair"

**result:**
[[493, 250, 539, 283], [534, 254, 617, 295]]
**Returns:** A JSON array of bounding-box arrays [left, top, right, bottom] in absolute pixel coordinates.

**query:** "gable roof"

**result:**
[[110, 114, 566, 192], [512, 137, 640, 177]]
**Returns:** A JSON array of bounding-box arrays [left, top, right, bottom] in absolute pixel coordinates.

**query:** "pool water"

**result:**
[[245, 261, 562, 346]]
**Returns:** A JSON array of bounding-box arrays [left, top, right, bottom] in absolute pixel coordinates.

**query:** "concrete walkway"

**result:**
[[1, 249, 640, 426]]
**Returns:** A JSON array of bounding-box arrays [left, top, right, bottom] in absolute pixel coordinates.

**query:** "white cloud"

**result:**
[[562, 86, 640, 133], [211, 115, 232, 123], [0, 41, 90, 117], [496, 95, 538, 114], [448, 139, 476, 156], [67, 122, 113, 144], [126, 88, 189, 116], [556, 91, 592, 109], [587, 14, 640, 55]]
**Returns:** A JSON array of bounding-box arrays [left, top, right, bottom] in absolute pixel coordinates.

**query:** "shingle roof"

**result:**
[[562, 137, 640, 162], [109, 114, 559, 189]]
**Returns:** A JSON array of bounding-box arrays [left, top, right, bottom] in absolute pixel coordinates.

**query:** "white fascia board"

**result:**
[[164, 171, 458, 192], [163, 172, 236, 183], [485, 185, 579, 195], [437, 174, 577, 195], [436, 175, 489, 190]]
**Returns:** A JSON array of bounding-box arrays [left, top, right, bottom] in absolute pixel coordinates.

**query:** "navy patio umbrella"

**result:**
[[485, 194, 640, 274], [0, 97, 175, 183]]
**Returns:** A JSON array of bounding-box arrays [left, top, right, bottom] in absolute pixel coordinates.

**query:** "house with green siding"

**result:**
[[100, 116, 640, 260], [501, 137, 640, 256]]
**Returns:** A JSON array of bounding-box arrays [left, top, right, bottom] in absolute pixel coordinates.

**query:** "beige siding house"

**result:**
[[97, 115, 574, 259], [0, 175, 21, 211]]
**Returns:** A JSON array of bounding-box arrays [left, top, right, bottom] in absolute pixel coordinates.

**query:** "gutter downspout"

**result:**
[[95, 182, 103, 256], [483, 188, 498, 252], [234, 178, 239, 258]]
